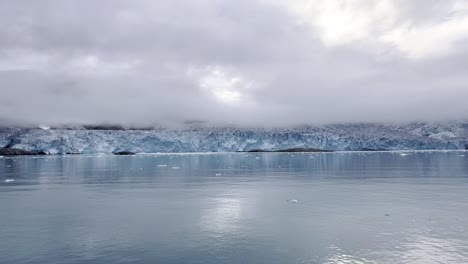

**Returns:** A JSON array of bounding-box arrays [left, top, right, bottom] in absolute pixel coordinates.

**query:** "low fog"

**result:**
[[1, 0, 468, 127]]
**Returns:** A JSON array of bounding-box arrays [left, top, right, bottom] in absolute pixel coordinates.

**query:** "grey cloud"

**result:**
[[0, 0, 468, 127]]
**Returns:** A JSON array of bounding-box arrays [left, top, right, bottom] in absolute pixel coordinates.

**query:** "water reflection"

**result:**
[[200, 197, 242, 234], [1, 152, 468, 187], [324, 245, 375, 264], [321, 231, 468, 264], [378, 232, 468, 263], [0, 152, 468, 264]]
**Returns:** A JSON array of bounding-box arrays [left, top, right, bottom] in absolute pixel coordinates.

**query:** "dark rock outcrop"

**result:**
[[0, 148, 49, 156], [247, 148, 332, 153], [359, 148, 387, 151], [113, 151, 136, 155], [0, 148, 34, 156], [83, 124, 125, 130]]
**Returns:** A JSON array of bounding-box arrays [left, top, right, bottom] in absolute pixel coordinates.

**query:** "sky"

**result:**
[[1, 0, 468, 127]]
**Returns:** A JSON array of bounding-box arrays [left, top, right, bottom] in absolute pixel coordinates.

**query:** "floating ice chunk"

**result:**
[[157, 165, 167, 167], [287, 199, 299, 203], [171, 167, 180, 169], [6, 165, 12, 168], [255, 157, 260, 160], [461, 155, 465, 157], [215, 173, 222, 176], [4, 179, 14, 183], [400, 153, 409, 156]]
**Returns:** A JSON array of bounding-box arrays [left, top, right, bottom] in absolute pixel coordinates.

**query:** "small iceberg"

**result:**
[[4, 179, 14, 183], [157, 164, 167, 167], [399, 153, 409, 156], [215, 173, 222, 176], [171, 167, 180, 169], [287, 199, 299, 204]]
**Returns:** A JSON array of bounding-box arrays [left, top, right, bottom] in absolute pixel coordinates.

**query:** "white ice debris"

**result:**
[[157, 165, 167, 167], [215, 173, 222, 176], [171, 166, 180, 169], [4, 179, 14, 183], [288, 199, 299, 204]]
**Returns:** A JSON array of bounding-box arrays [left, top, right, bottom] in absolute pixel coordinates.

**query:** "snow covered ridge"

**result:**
[[0, 122, 467, 154]]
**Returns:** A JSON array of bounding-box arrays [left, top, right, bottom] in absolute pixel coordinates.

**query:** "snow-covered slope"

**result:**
[[1, 122, 467, 154]]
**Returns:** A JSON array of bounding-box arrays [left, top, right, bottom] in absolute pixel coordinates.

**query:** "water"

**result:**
[[1, 151, 468, 264]]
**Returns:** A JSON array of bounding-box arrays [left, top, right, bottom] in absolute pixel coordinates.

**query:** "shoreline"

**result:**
[[1, 148, 467, 157]]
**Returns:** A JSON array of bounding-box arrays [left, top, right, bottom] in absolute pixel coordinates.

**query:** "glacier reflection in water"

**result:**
[[1, 151, 468, 264]]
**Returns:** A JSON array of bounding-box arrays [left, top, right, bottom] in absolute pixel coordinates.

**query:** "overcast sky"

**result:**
[[1, 0, 468, 127]]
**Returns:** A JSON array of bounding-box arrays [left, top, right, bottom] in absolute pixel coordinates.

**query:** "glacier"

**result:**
[[0, 122, 467, 154]]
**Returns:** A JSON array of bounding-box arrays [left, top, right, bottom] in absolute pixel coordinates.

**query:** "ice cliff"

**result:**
[[0, 122, 467, 154]]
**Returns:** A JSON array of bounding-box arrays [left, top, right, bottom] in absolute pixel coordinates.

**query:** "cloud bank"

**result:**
[[1, 0, 468, 127]]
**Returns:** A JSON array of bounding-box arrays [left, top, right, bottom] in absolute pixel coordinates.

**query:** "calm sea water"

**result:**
[[1, 152, 468, 264]]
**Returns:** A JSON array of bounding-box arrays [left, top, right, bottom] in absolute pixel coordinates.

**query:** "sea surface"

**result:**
[[1, 151, 468, 264]]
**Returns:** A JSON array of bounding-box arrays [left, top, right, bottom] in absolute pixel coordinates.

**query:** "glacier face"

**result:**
[[0, 122, 467, 154]]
